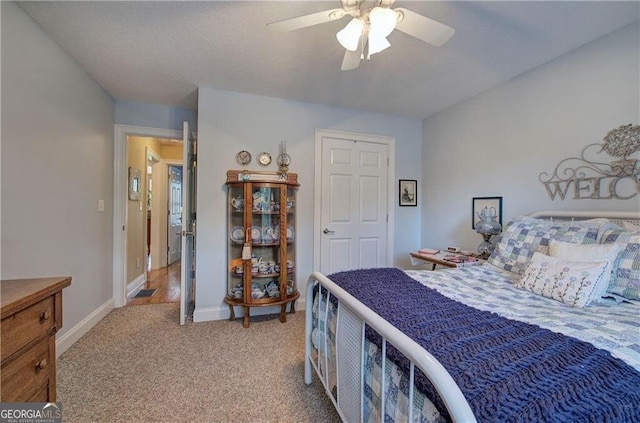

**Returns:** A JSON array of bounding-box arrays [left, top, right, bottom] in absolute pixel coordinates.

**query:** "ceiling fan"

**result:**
[[266, 0, 455, 71]]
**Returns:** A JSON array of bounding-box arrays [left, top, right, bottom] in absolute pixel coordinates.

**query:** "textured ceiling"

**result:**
[[17, 1, 639, 119]]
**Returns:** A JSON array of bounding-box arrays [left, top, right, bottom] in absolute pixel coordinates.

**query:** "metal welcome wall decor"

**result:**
[[539, 124, 640, 201]]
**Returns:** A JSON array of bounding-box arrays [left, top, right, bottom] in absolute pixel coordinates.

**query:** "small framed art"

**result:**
[[399, 180, 417, 207], [129, 166, 141, 201], [472, 196, 503, 229]]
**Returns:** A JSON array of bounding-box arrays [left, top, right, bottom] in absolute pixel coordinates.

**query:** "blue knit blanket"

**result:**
[[327, 267, 640, 422]]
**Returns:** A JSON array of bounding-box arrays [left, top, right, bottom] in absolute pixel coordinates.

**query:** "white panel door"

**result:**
[[168, 165, 182, 265], [320, 136, 389, 274], [180, 121, 196, 325]]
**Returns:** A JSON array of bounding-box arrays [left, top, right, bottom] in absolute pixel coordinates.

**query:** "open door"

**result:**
[[180, 121, 197, 325], [168, 165, 183, 265]]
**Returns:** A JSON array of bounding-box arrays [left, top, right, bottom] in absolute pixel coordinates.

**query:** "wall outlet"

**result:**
[[136, 258, 140, 268]]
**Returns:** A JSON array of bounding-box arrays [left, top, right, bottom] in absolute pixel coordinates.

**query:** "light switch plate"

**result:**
[[98, 199, 105, 212]]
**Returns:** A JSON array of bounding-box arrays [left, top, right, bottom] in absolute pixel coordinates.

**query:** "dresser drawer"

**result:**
[[1, 296, 55, 359], [1, 337, 51, 402], [29, 384, 50, 402]]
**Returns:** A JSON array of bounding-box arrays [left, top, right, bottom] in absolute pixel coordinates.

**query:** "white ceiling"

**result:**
[[17, 1, 639, 119]]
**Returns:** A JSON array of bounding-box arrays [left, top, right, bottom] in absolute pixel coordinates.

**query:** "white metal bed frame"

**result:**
[[304, 211, 640, 423], [529, 210, 640, 226]]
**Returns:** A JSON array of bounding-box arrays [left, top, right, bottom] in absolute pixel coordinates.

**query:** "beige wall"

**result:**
[[161, 144, 182, 160]]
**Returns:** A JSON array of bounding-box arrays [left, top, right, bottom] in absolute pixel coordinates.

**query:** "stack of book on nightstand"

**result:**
[[441, 254, 480, 267], [418, 248, 439, 255]]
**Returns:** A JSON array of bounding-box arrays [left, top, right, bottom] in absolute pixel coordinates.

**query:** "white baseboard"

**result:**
[[56, 298, 114, 357], [192, 305, 227, 322], [127, 273, 146, 298], [193, 299, 306, 323]]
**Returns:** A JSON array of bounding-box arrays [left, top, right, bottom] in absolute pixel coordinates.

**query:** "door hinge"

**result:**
[[122, 225, 125, 231]]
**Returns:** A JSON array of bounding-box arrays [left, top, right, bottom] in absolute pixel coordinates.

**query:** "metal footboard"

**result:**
[[305, 271, 476, 423]]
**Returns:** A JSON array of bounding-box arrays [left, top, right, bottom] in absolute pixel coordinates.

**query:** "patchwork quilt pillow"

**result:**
[[516, 252, 608, 307], [600, 229, 640, 301], [548, 240, 622, 299], [488, 216, 603, 275]]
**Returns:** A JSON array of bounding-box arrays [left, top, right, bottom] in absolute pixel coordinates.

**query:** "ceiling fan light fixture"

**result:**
[[368, 32, 390, 56], [336, 18, 364, 51], [369, 6, 397, 38]]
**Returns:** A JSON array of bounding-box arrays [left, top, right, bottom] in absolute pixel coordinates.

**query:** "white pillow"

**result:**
[[620, 221, 640, 232], [516, 252, 608, 307], [548, 240, 622, 299]]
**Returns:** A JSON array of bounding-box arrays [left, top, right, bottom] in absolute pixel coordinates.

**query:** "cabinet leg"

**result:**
[[243, 307, 250, 328], [290, 300, 296, 314], [228, 304, 235, 321], [279, 304, 287, 323]]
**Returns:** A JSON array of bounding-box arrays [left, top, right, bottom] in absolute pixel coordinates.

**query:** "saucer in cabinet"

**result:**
[[230, 226, 244, 242]]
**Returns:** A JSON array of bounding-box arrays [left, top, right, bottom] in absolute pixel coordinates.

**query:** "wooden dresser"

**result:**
[[1, 276, 71, 402]]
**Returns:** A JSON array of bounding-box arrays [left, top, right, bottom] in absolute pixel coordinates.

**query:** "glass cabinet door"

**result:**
[[285, 186, 296, 297], [249, 184, 281, 301], [227, 184, 245, 301]]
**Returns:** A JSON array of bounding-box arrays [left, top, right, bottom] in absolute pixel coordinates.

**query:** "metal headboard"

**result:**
[[529, 210, 640, 227]]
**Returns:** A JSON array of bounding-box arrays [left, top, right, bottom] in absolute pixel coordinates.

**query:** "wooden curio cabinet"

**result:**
[[224, 170, 299, 327]]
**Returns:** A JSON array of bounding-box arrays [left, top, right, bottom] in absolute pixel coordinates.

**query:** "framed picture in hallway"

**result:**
[[129, 166, 141, 201], [399, 180, 417, 206]]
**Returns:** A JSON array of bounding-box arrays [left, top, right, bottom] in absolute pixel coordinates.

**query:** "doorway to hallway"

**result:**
[[127, 261, 181, 306]]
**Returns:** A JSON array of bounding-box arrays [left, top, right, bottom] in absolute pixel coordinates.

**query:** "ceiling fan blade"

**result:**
[[341, 48, 361, 71], [393, 8, 455, 47], [267, 9, 346, 32]]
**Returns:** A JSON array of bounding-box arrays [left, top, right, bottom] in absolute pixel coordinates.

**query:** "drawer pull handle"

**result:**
[[39, 310, 51, 323], [35, 358, 48, 371]]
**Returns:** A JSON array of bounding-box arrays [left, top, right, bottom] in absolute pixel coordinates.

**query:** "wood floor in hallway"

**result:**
[[127, 261, 181, 306]]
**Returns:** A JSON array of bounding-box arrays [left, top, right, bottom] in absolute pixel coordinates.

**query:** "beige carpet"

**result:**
[[57, 303, 341, 423]]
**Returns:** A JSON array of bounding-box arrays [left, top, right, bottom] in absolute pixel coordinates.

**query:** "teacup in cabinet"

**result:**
[[224, 170, 299, 328]]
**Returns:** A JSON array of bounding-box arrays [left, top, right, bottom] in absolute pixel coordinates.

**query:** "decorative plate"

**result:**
[[251, 228, 261, 243], [258, 152, 272, 166], [236, 150, 251, 166], [230, 226, 244, 242], [287, 226, 295, 240]]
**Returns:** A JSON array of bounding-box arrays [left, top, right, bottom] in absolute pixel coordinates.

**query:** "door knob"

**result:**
[[182, 230, 194, 236], [323, 228, 335, 234]]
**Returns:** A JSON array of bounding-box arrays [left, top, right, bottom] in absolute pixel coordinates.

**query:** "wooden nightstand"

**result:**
[[410, 250, 484, 270]]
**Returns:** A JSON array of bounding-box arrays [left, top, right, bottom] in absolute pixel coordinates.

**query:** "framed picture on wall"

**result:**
[[472, 196, 502, 229], [399, 180, 417, 207], [129, 166, 141, 201]]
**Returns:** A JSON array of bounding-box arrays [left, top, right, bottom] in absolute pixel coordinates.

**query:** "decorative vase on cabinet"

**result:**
[[224, 170, 299, 328]]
